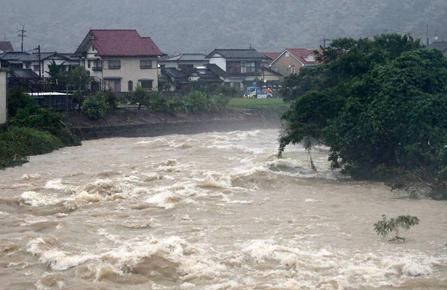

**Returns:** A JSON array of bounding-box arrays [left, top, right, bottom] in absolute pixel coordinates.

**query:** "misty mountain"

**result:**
[[1, 0, 446, 54]]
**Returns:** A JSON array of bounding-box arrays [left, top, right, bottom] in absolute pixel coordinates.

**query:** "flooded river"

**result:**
[[0, 129, 446, 290]]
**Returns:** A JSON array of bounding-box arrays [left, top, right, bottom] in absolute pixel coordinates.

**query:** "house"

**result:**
[[0, 51, 33, 70], [0, 41, 13, 54], [270, 48, 319, 77], [161, 64, 222, 92], [206, 48, 265, 90], [75, 29, 163, 93], [34, 52, 80, 78], [0, 69, 6, 125], [0, 51, 80, 78], [160, 53, 209, 70], [0, 52, 40, 90]]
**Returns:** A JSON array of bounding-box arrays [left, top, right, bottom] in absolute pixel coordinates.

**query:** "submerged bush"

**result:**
[[374, 215, 420, 242]]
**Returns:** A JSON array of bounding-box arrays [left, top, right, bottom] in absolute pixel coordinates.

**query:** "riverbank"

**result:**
[[65, 108, 283, 140]]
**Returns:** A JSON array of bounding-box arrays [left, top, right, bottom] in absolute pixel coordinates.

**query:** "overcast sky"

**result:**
[[0, 0, 445, 54]]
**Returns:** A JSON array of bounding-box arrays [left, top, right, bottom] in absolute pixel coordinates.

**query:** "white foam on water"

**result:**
[[196, 172, 232, 189], [20, 191, 61, 207], [28, 234, 227, 283], [27, 238, 98, 271], [22, 173, 41, 180], [238, 239, 447, 289], [44, 179, 70, 191]]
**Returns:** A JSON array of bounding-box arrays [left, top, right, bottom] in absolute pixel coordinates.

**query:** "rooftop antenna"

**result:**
[[17, 24, 27, 52]]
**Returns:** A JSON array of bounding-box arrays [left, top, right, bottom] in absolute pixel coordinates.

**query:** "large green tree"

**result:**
[[279, 34, 447, 197]]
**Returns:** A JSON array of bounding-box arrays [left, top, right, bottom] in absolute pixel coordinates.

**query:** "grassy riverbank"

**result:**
[[227, 97, 288, 111]]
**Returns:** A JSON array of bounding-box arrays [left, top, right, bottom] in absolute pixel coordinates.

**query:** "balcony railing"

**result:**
[[92, 66, 103, 72]]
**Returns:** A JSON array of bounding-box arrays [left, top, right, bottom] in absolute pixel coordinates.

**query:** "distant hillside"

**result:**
[[1, 0, 446, 54]]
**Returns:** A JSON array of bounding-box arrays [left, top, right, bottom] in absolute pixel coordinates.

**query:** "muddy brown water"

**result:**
[[0, 129, 446, 290]]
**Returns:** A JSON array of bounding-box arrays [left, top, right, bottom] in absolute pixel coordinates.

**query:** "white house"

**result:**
[[75, 29, 163, 92]]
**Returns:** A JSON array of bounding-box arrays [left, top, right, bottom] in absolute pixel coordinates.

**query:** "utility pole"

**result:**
[[37, 45, 42, 78], [426, 24, 430, 47], [17, 25, 27, 52]]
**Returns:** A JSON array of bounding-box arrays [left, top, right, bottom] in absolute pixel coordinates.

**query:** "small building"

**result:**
[[161, 64, 222, 92], [270, 48, 319, 77], [160, 53, 209, 70], [34, 52, 80, 78], [75, 29, 163, 93], [206, 48, 265, 90], [0, 69, 7, 125], [0, 51, 80, 78]]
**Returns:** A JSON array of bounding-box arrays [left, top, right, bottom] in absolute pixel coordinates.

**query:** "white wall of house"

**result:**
[[0, 70, 7, 125], [209, 54, 226, 71], [102, 57, 158, 92]]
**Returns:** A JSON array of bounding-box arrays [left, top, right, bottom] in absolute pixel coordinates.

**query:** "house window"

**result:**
[[227, 61, 241, 73], [242, 62, 256, 73], [140, 60, 153, 69], [289, 64, 297, 74], [108, 59, 121, 70], [104, 79, 122, 92], [128, 80, 134, 92], [139, 79, 153, 90]]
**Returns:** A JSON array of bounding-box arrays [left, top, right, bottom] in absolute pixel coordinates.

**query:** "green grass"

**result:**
[[227, 98, 288, 110]]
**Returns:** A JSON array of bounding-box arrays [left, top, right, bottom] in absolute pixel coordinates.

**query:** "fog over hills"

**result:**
[[1, 0, 446, 54]]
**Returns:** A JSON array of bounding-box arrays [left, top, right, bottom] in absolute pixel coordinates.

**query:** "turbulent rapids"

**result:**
[[0, 129, 446, 290]]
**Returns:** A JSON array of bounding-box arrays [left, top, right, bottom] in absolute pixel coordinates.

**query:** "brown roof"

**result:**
[[285, 48, 319, 65], [0, 41, 13, 52], [80, 29, 162, 57], [263, 52, 281, 61]]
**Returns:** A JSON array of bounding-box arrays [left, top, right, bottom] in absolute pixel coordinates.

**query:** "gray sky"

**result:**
[[0, 0, 445, 54]]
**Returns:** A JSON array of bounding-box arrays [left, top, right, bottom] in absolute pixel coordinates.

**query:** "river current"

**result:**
[[0, 129, 446, 290]]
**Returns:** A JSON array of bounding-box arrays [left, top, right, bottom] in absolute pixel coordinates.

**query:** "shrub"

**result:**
[[183, 91, 209, 113], [374, 215, 420, 242], [81, 94, 108, 120], [11, 106, 80, 146], [0, 127, 64, 169], [7, 90, 37, 117]]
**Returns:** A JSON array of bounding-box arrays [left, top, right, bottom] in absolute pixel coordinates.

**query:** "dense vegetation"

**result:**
[[0, 91, 80, 169], [81, 89, 230, 120], [279, 34, 447, 198]]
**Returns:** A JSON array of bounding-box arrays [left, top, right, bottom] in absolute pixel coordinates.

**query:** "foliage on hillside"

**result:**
[[279, 34, 447, 198]]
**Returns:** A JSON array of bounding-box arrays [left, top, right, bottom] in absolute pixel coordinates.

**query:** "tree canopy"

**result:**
[[279, 34, 447, 197]]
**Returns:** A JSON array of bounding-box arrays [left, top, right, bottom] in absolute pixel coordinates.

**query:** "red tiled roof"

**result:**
[[89, 29, 162, 56], [0, 41, 13, 52], [263, 52, 281, 61], [286, 48, 319, 65]]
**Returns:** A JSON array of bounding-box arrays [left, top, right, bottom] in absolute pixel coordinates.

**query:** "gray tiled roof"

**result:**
[[164, 53, 208, 62], [207, 49, 265, 60]]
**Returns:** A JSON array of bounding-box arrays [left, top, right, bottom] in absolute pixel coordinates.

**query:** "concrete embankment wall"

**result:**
[[67, 110, 282, 140]]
